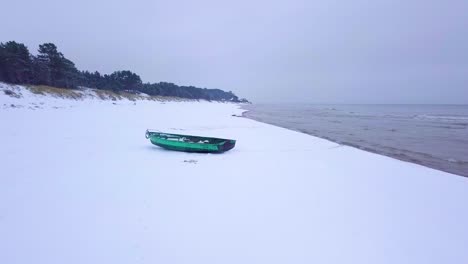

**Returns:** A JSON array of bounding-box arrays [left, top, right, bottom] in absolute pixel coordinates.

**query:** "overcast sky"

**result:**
[[2, 0, 467, 103]]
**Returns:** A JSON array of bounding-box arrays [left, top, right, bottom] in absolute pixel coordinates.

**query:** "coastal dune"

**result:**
[[1, 85, 468, 263]]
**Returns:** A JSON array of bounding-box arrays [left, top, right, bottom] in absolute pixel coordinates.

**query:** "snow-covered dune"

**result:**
[[0, 82, 187, 111], [1, 83, 468, 263]]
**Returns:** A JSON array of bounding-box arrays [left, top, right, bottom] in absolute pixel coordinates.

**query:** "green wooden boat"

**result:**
[[145, 130, 236, 153]]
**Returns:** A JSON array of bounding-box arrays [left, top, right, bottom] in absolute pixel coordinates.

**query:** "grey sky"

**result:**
[[2, 0, 467, 103]]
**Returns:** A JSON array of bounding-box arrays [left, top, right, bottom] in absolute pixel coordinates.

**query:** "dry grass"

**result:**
[[25, 85, 84, 100], [94, 89, 118, 101], [22, 85, 194, 102]]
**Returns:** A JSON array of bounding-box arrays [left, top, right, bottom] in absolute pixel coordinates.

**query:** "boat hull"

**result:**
[[146, 131, 236, 153]]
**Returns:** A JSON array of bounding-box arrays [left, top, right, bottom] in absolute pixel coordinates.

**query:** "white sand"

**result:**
[[1, 83, 468, 263]]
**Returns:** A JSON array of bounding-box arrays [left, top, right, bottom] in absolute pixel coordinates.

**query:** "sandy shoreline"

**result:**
[[242, 105, 468, 178], [1, 85, 468, 263]]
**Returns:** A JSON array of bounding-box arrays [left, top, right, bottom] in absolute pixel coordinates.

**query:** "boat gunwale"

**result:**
[[146, 131, 236, 145]]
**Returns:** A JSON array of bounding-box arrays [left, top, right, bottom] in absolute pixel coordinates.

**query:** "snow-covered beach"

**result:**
[[1, 84, 468, 263]]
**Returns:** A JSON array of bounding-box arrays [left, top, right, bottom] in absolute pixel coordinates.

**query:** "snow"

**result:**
[[1, 83, 468, 263]]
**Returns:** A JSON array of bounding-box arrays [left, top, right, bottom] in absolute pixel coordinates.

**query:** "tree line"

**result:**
[[0, 41, 247, 102]]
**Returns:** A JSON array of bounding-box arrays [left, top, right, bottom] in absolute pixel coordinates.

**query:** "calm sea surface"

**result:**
[[243, 104, 468, 177]]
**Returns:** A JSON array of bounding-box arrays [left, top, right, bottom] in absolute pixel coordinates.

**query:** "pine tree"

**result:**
[[37, 43, 79, 88], [0, 41, 33, 84]]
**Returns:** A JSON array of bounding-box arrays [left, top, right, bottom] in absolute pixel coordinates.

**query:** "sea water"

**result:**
[[244, 104, 468, 177]]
